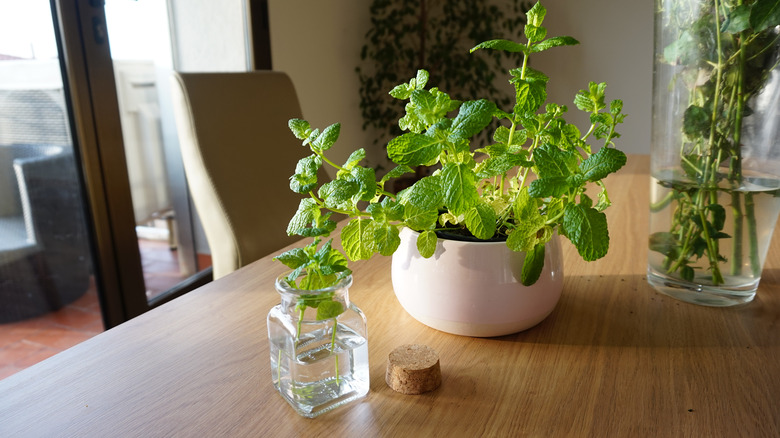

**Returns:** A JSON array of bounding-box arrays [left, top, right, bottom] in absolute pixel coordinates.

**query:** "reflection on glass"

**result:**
[[104, 0, 211, 303], [0, 0, 102, 379]]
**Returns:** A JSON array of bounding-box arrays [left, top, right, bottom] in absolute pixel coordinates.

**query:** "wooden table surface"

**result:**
[[1, 155, 778, 437]]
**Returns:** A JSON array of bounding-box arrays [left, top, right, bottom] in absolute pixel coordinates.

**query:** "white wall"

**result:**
[[531, 0, 654, 155], [268, 1, 376, 175], [169, 0, 249, 72]]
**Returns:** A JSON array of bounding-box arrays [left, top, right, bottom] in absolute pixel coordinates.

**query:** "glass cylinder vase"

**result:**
[[649, 0, 780, 306], [267, 273, 369, 418]]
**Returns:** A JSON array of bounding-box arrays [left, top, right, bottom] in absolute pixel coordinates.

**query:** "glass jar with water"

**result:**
[[267, 273, 369, 418], [649, 0, 780, 306]]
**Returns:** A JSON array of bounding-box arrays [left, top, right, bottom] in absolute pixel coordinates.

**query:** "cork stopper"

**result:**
[[385, 344, 442, 395]]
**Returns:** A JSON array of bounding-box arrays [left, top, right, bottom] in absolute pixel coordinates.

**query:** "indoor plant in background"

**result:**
[[648, 0, 780, 306], [274, 1, 627, 339], [356, 0, 531, 155]]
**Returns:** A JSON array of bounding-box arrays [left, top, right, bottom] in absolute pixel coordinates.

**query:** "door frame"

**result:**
[[53, 0, 216, 328]]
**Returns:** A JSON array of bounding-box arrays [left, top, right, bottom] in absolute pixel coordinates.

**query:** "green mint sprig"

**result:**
[[277, 1, 627, 288]]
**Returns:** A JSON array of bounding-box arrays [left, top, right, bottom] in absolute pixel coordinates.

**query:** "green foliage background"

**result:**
[[356, 0, 532, 148]]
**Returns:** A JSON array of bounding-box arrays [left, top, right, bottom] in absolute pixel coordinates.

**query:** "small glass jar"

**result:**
[[267, 273, 369, 418]]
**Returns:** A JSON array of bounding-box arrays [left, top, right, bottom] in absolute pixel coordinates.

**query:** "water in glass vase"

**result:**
[[268, 313, 369, 418], [648, 171, 780, 306]]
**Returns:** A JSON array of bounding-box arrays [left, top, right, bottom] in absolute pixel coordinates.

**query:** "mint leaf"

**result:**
[[524, 24, 547, 43], [470, 39, 528, 54], [563, 203, 609, 261], [403, 205, 439, 230], [399, 88, 460, 133], [382, 197, 405, 221], [513, 186, 540, 222], [349, 166, 377, 202], [415, 69, 430, 89], [574, 82, 606, 113], [416, 230, 437, 258], [579, 147, 627, 182], [649, 232, 678, 257], [389, 70, 429, 99], [464, 203, 497, 240], [296, 219, 337, 238], [512, 67, 550, 84], [683, 105, 710, 138], [663, 30, 697, 64], [722, 5, 751, 33], [441, 163, 480, 215], [475, 153, 530, 179], [493, 125, 511, 144], [368, 222, 400, 256], [389, 83, 414, 100], [316, 300, 344, 320], [288, 119, 311, 140], [400, 175, 443, 209], [380, 164, 414, 183], [318, 179, 359, 210], [290, 154, 322, 193], [750, 0, 780, 32], [274, 247, 309, 269], [533, 144, 578, 178], [513, 77, 547, 115], [387, 133, 443, 166], [399, 176, 442, 229], [530, 36, 579, 53], [507, 188, 545, 252], [342, 218, 374, 261], [312, 123, 340, 151], [278, 240, 350, 290], [521, 242, 546, 286], [341, 148, 366, 171], [287, 198, 320, 235], [526, 1, 546, 26], [529, 176, 570, 198], [313, 239, 347, 271], [450, 99, 497, 140]]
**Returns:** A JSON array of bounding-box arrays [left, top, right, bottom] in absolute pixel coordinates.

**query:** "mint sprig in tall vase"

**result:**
[[648, 0, 780, 306]]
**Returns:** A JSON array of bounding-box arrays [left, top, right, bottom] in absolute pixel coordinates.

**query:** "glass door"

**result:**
[[0, 0, 257, 379], [0, 0, 103, 378], [103, 0, 212, 305]]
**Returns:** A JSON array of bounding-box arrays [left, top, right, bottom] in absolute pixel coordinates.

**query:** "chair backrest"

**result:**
[[170, 71, 315, 279]]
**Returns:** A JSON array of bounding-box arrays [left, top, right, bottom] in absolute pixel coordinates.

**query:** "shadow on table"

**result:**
[[491, 273, 780, 349]]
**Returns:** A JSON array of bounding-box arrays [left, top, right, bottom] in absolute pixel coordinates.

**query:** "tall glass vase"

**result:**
[[649, 0, 780, 306]]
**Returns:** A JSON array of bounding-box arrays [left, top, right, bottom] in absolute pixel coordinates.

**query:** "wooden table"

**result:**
[[1, 155, 778, 436]]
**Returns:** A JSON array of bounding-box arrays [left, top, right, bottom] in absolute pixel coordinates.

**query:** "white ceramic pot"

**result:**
[[391, 227, 564, 337]]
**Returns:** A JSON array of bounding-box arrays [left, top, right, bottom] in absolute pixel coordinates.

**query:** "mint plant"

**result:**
[[276, 1, 627, 289]]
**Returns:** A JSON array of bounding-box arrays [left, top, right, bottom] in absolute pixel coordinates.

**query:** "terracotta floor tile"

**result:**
[[45, 307, 101, 331], [0, 340, 60, 368], [23, 328, 97, 351], [0, 326, 42, 349], [0, 340, 45, 365], [12, 342, 60, 368], [1, 238, 213, 380], [68, 287, 100, 312], [0, 365, 23, 380]]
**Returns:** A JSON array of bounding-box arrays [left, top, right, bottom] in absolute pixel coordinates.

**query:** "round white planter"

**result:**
[[391, 227, 564, 337]]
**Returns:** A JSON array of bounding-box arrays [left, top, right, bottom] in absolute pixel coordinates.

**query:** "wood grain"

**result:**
[[0, 155, 778, 437]]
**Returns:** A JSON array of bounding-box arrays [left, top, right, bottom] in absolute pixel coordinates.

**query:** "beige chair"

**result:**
[[170, 71, 317, 279]]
